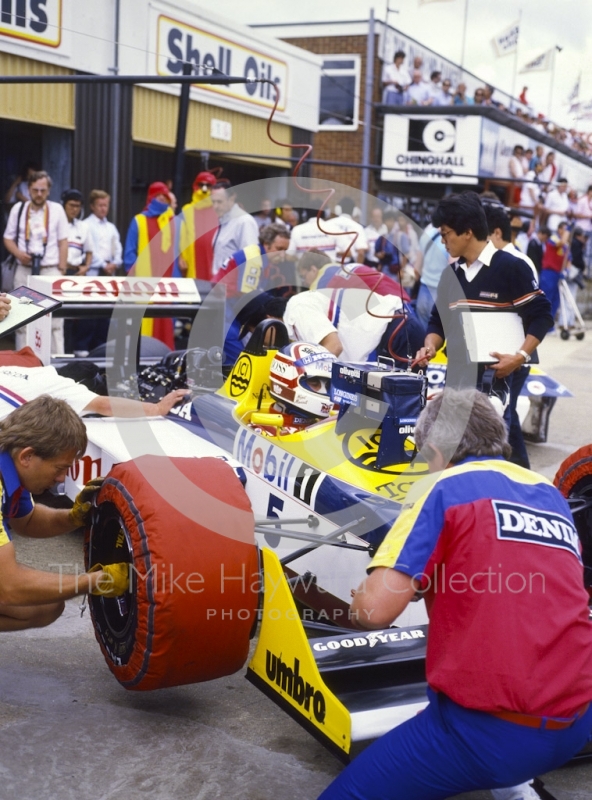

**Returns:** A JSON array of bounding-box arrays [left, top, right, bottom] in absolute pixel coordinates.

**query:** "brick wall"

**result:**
[[285, 34, 383, 199]]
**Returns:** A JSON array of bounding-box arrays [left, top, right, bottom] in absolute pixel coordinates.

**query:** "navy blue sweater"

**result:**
[[427, 248, 553, 385]]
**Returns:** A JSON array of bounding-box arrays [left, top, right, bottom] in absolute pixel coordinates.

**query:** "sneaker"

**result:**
[[491, 781, 540, 800]]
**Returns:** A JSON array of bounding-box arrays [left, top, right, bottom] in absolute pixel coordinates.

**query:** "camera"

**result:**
[[30, 254, 42, 275]]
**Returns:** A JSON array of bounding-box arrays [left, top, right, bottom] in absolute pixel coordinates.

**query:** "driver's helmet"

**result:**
[[269, 342, 336, 419]]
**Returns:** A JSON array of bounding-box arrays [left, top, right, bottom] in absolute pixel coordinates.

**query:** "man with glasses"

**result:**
[[3, 171, 68, 353], [415, 192, 553, 392]]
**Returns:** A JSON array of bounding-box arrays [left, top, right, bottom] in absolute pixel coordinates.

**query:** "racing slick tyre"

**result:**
[[554, 445, 592, 588], [86, 455, 259, 690]]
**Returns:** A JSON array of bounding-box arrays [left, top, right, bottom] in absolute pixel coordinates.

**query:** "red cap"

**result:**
[[146, 181, 171, 205], [193, 172, 217, 191]]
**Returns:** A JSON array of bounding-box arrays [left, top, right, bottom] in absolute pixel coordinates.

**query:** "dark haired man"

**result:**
[[382, 50, 411, 105], [416, 192, 553, 390]]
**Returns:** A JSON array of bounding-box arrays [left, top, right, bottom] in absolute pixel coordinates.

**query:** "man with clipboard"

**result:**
[[416, 192, 553, 436]]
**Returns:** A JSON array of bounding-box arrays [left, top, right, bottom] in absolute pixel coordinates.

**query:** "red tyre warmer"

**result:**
[[554, 445, 592, 495], [87, 455, 259, 691]]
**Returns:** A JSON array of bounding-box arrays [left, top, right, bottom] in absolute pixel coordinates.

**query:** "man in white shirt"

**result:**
[[324, 197, 368, 264], [574, 185, 592, 275], [85, 190, 123, 276], [3, 170, 68, 353], [0, 364, 186, 421], [211, 183, 260, 275], [364, 207, 387, 267], [405, 71, 431, 106], [286, 214, 338, 263], [382, 50, 411, 105], [426, 71, 446, 106], [544, 178, 570, 233]]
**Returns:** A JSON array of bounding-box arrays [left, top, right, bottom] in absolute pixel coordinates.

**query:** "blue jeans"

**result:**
[[416, 283, 437, 329], [539, 269, 561, 321], [318, 688, 592, 800]]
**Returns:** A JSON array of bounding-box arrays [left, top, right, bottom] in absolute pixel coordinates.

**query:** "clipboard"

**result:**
[[0, 286, 62, 338], [461, 311, 525, 363]]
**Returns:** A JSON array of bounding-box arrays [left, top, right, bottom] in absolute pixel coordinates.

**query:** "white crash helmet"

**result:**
[[269, 342, 336, 419]]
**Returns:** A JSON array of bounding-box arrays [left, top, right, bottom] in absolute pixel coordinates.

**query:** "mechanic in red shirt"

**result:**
[[319, 388, 592, 800], [539, 220, 569, 322]]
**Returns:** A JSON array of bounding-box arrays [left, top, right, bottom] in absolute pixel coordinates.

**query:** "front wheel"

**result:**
[[86, 455, 260, 691], [554, 445, 592, 588]]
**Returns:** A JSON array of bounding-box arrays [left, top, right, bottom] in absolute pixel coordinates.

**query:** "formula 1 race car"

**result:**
[[45, 316, 586, 768]]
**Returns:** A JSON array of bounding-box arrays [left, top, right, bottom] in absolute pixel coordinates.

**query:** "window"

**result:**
[[319, 55, 361, 131]]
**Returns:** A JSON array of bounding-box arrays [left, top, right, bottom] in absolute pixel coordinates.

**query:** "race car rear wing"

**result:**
[[247, 548, 428, 762]]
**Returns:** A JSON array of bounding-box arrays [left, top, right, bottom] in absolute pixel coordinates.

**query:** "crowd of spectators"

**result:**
[[382, 51, 592, 161]]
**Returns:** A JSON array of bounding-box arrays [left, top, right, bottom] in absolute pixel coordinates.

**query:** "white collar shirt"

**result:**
[[454, 240, 496, 283], [86, 214, 123, 273], [4, 200, 68, 266]]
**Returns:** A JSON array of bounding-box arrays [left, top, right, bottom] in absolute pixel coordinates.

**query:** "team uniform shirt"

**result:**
[[213, 243, 296, 298], [284, 263, 409, 361], [427, 240, 553, 383], [287, 218, 338, 261], [4, 200, 68, 266], [66, 218, 93, 269], [370, 456, 592, 717], [541, 233, 569, 273], [86, 214, 123, 276], [0, 450, 34, 547], [0, 366, 97, 420]]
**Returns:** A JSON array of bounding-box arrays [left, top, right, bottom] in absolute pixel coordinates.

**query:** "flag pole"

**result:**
[[547, 47, 559, 118], [510, 8, 522, 108], [460, 0, 469, 70]]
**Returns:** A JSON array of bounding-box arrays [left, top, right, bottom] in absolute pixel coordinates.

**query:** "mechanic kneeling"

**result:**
[[0, 395, 128, 632], [320, 388, 592, 800]]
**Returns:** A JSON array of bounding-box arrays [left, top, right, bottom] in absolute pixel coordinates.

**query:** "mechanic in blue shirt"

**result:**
[[0, 395, 127, 632]]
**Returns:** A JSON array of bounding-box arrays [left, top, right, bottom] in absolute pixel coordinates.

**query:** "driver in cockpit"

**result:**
[[250, 342, 337, 437]]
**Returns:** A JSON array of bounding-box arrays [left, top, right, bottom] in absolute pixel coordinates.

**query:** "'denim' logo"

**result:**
[[230, 355, 252, 397]]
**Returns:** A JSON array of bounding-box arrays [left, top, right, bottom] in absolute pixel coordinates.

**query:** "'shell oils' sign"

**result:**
[[157, 14, 287, 111], [0, 0, 61, 48]]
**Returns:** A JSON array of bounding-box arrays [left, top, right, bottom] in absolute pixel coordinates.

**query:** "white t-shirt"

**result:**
[[382, 63, 411, 92], [520, 170, 540, 208], [544, 189, 570, 232], [287, 218, 338, 260], [575, 194, 592, 233], [0, 366, 97, 420], [4, 200, 69, 266], [324, 214, 368, 261], [284, 288, 403, 363]]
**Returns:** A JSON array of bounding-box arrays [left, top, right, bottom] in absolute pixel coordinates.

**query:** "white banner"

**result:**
[[418, 0, 455, 4], [520, 49, 554, 74], [492, 21, 519, 57], [381, 115, 482, 185]]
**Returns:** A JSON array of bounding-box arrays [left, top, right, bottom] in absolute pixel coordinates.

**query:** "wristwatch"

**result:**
[[516, 349, 531, 363]]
